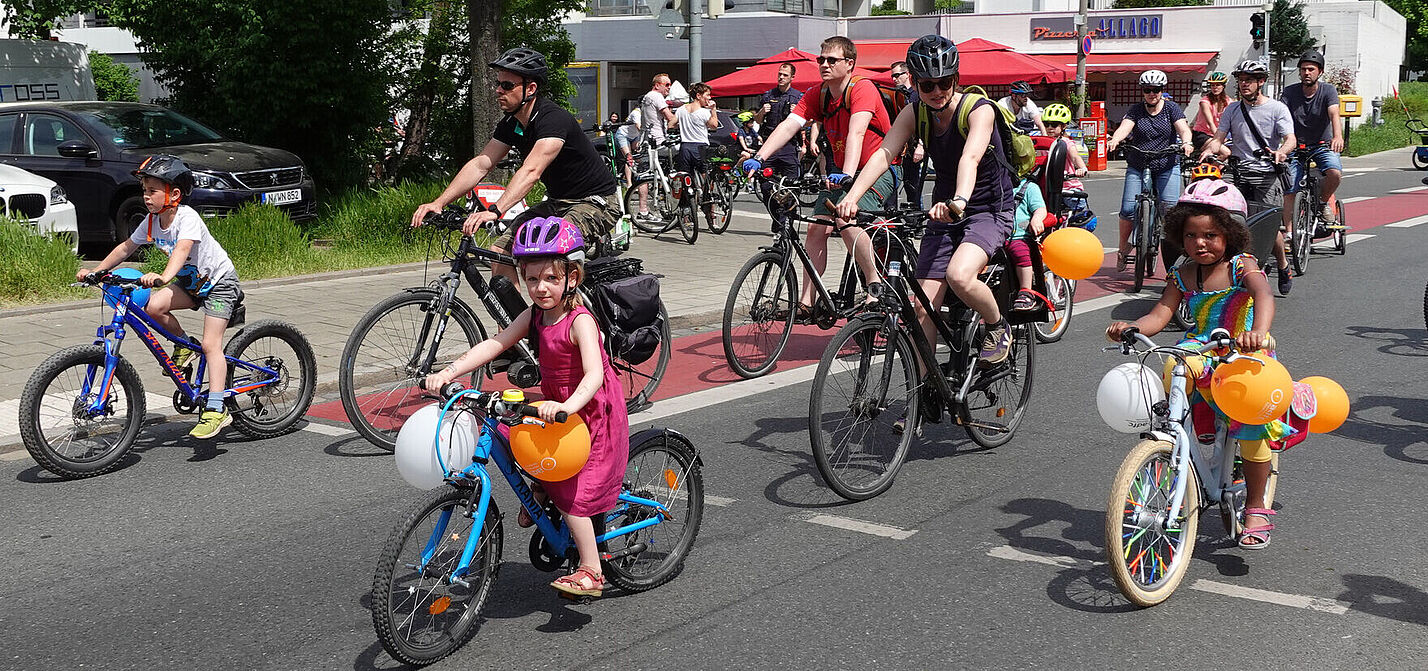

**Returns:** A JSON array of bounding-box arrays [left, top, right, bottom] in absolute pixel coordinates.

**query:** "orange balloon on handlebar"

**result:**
[[508, 402, 591, 482], [1041, 227, 1102, 280], [1210, 356, 1293, 426], [1299, 375, 1349, 433]]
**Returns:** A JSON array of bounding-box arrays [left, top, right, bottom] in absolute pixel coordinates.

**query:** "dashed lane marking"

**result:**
[[299, 421, 356, 437], [987, 544, 1099, 568], [1388, 185, 1428, 194], [805, 514, 917, 540], [1344, 233, 1374, 244], [1386, 215, 1428, 228], [1338, 196, 1374, 204]]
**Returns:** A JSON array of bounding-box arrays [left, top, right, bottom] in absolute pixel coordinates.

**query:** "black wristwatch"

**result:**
[[485, 203, 502, 218]]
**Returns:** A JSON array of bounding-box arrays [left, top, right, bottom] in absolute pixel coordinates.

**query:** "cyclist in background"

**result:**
[[1192, 71, 1230, 152], [999, 80, 1046, 135], [890, 60, 927, 208], [1199, 60, 1296, 296], [1279, 49, 1344, 229], [1106, 69, 1193, 274], [675, 82, 722, 229], [614, 105, 641, 188], [635, 73, 679, 221], [1041, 103, 1088, 211]]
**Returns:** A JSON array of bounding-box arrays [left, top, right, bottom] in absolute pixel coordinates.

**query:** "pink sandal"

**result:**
[[551, 565, 604, 598], [1237, 508, 1276, 550]]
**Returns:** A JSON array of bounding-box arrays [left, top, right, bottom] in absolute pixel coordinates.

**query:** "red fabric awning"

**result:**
[[851, 41, 912, 71], [1039, 51, 1219, 74], [708, 53, 884, 98], [866, 38, 1068, 87]]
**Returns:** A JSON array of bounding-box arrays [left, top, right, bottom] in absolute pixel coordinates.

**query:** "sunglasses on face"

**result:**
[[1141, 87, 1164, 94], [494, 80, 521, 91], [891, 71, 908, 78], [815, 55, 848, 65], [918, 77, 956, 94]]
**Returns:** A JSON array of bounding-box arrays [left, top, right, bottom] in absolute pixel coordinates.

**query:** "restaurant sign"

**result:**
[[1030, 14, 1162, 41]]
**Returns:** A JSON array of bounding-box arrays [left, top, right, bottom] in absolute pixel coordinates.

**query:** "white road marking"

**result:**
[[1102, 247, 1117, 253], [1074, 292, 1142, 315], [1388, 185, 1428, 194], [1345, 233, 1373, 244], [299, 421, 355, 437], [987, 544, 1101, 568], [805, 514, 917, 539], [0, 392, 174, 439], [1342, 167, 1379, 173], [1190, 579, 1351, 615], [1338, 196, 1374, 204], [1386, 215, 1428, 228], [704, 494, 736, 507], [0, 448, 31, 462], [630, 363, 822, 423]]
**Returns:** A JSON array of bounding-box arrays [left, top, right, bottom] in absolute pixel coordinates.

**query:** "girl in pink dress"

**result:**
[[426, 216, 628, 598]]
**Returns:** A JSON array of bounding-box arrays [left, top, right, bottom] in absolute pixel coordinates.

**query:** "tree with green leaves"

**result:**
[[89, 50, 139, 102], [1383, 0, 1427, 73], [2, 1, 88, 38], [872, 0, 909, 17]]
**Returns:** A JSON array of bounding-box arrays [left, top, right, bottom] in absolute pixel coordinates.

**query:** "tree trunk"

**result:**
[[471, 0, 502, 158], [391, 0, 453, 180]]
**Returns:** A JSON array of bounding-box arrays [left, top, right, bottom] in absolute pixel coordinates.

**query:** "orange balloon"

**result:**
[[1300, 375, 1349, 433], [1210, 356, 1293, 425], [508, 402, 591, 482], [1041, 227, 1102, 281]]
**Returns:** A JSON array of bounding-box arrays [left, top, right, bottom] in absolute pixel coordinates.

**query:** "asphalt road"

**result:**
[[1, 166, 1425, 670]]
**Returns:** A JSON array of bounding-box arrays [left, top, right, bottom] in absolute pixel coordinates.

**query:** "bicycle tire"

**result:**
[[340, 290, 488, 451], [1105, 439, 1200, 608], [224, 320, 317, 439], [1289, 193, 1311, 276], [679, 199, 699, 244], [371, 485, 502, 666], [722, 251, 798, 379], [963, 324, 1035, 448], [1133, 197, 1154, 292], [808, 314, 918, 501], [1423, 280, 1427, 331], [625, 178, 673, 234], [708, 179, 734, 234], [1032, 274, 1075, 343], [1414, 150, 1428, 170], [1332, 200, 1347, 255], [19, 344, 145, 479], [602, 429, 704, 592], [612, 302, 671, 414]]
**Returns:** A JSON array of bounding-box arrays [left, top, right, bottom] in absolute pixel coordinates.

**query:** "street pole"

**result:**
[[1262, 0, 1273, 96], [1075, 0, 1088, 119], [689, 0, 703, 83]]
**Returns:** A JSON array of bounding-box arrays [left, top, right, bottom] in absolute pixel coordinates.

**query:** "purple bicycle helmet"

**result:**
[[512, 216, 586, 262], [1179, 179, 1247, 220]]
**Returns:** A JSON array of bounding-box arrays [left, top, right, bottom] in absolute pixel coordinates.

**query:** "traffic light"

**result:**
[[1250, 12, 1266, 49]]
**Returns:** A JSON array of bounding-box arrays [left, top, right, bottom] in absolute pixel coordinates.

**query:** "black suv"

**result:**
[[0, 101, 316, 249]]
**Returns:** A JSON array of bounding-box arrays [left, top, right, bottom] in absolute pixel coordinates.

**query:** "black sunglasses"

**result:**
[[891, 70, 909, 78], [1141, 86, 1164, 94], [815, 55, 848, 65], [918, 76, 956, 94], [494, 80, 521, 91]]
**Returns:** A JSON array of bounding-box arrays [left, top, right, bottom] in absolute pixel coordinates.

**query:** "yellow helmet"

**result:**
[[1189, 162, 1223, 181], [1042, 103, 1073, 124]]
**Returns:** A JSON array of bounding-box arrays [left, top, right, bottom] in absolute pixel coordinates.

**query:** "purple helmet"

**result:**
[[512, 216, 585, 262], [1180, 179, 1247, 217]]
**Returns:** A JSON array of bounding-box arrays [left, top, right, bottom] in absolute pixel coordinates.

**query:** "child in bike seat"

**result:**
[[1006, 176, 1048, 313], [80, 154, 243, 440], [1040, 103, 1089, 212], [425, 216, 629, 598], [1106, 179, 1292, 550]]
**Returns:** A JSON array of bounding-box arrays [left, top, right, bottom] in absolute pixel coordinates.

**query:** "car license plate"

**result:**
[[261, 189, 302, 205]]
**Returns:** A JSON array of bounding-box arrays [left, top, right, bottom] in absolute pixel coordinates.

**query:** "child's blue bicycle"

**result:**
[[18, 269, 316, 479], [370, 385, 704, 666]]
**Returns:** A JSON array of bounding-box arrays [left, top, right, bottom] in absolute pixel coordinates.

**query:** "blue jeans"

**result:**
[[1119, 164, 1181, 221], [1288, 145, 1342, 193]]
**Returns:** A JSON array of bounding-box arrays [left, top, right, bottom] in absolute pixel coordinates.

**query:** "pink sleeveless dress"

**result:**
[[532, 305, 629, 516]]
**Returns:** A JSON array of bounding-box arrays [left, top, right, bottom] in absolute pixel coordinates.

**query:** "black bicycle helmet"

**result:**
[[133, 154, 194, 195], [905, 34, 958, 80], [1009, 80, 1033, 95], [488, 46, 549, 83], [1297, 49, 1325, 71]]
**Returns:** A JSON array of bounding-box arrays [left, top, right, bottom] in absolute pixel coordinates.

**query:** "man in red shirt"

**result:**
[[744, 36, 896, 319]]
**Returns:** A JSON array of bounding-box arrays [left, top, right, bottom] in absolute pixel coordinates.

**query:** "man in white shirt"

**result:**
[[637, 73, 678, 219], [998, 80, 1046, 135]]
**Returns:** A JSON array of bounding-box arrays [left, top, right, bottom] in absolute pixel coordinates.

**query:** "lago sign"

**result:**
[[1031, 14, 1162, 41]]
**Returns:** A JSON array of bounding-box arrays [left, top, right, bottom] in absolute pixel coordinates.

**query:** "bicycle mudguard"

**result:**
[[628, 427, 701, 467]]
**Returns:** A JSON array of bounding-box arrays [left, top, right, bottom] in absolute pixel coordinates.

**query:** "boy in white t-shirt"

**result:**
[[81, 154, 243, 439]]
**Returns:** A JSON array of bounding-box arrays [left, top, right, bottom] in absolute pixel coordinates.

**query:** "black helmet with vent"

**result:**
[[905, 35, 959, 80], [488, 47, 549, 84], [133, 154, 194, 195]]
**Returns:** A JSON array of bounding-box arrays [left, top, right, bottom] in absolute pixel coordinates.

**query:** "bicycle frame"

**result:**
[[419, 230, 539, 380], [1149, 357, 1241, 525], [422, 403, 670, 584], [88, 288, 280, 414]]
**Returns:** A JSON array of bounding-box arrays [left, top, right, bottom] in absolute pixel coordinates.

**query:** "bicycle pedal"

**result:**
[[556, 591, 599, 604]]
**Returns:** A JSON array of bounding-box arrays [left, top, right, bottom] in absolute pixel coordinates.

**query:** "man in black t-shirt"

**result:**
[[754, 62, 805, 183], [412, 47, 619, 283]]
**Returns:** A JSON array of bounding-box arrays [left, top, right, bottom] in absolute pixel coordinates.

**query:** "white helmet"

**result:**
[[1138, 70, 1168, 87]]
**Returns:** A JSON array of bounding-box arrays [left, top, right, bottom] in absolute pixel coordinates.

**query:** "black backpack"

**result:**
[[585, 257, 664, 365]]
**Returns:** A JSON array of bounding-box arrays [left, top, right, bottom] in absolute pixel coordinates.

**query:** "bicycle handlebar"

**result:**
[[1121, 143, 1184, 158], [75, 270, 144, 289], [1106, 327, 1268, 370], [438, 383, 568, 423]]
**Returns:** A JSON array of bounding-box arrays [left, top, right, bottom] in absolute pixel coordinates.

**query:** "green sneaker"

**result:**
[[173, 346, 197, 380], [190, 410, 231, 439]]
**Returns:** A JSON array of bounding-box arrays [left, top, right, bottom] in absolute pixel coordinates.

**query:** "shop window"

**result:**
[[1111, 79, 1197, 106]]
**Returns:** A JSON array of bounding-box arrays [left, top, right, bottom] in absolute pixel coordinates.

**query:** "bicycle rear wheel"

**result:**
[[1133, 198, 1154, 292], [722, 251, 797, 379], [1105, 439, 1200, 608], [707, 178, 734, 234], [1331, 200, 1347, 255], [224, 320, 316, 439], [19, 344, 144, 479], [626, 178, 675, 234], [1033, 274, 1075, 343], [963, 324, 1035, 448], [371, 485, 502, 666], [340, 290, 488, 451], [678, 199, 698, 244], [602, 429, 704, 592], [612, 302, 670, 414], [1289, 193, 1312, 276], [808, 315, 918, 501]]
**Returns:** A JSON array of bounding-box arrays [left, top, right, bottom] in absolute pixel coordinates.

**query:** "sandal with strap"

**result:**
[[551, 565, 604, 598], [1237, 507, 1276, 550]]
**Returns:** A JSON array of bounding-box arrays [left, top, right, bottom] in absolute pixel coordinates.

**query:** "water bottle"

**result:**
[[489, 275, 527, 322]]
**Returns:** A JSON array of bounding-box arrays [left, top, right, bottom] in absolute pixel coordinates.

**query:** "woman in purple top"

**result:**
[[1107, 69, 1194, 275]]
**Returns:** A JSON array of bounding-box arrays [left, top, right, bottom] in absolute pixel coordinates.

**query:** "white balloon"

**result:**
[[1096, 362, 1166, 434], [394, 404, 482, 489]]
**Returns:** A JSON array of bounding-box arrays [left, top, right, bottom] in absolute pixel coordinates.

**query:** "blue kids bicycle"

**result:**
[[370, 385, 704, 666], [18, 269, 316, 479]]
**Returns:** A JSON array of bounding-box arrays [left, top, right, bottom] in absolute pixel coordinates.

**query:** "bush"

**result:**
[[1345, 82, 1428, 157], [90, 51, 140, 102], [0, 220, 84, 307]]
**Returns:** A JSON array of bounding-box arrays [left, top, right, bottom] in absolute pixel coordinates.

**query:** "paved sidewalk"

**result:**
[[0, 198, 849, 445]]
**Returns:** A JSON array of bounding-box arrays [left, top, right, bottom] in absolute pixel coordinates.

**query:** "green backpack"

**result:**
[[915, 85, 1037, 180]]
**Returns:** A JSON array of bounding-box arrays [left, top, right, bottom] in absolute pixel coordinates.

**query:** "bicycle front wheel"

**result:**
[[722, 251, 798, 379], [603, 429, 705, 592], [1290, 193, 1312, 276], [963, 324, 1035, 448], [371, 485, 502, 666], [1033, 274, 1075, 343], [1331, 200, 1347, 255], [1105, 439, 1200, 608], [808, 315, 919, 501], [612, 302, 670, 414], [19, 344, 145, 479], [707, 179, 734, 234], [340, 290, 488, 451], [626, 179, 672, 234], [1133, 198, 1155, 292]]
